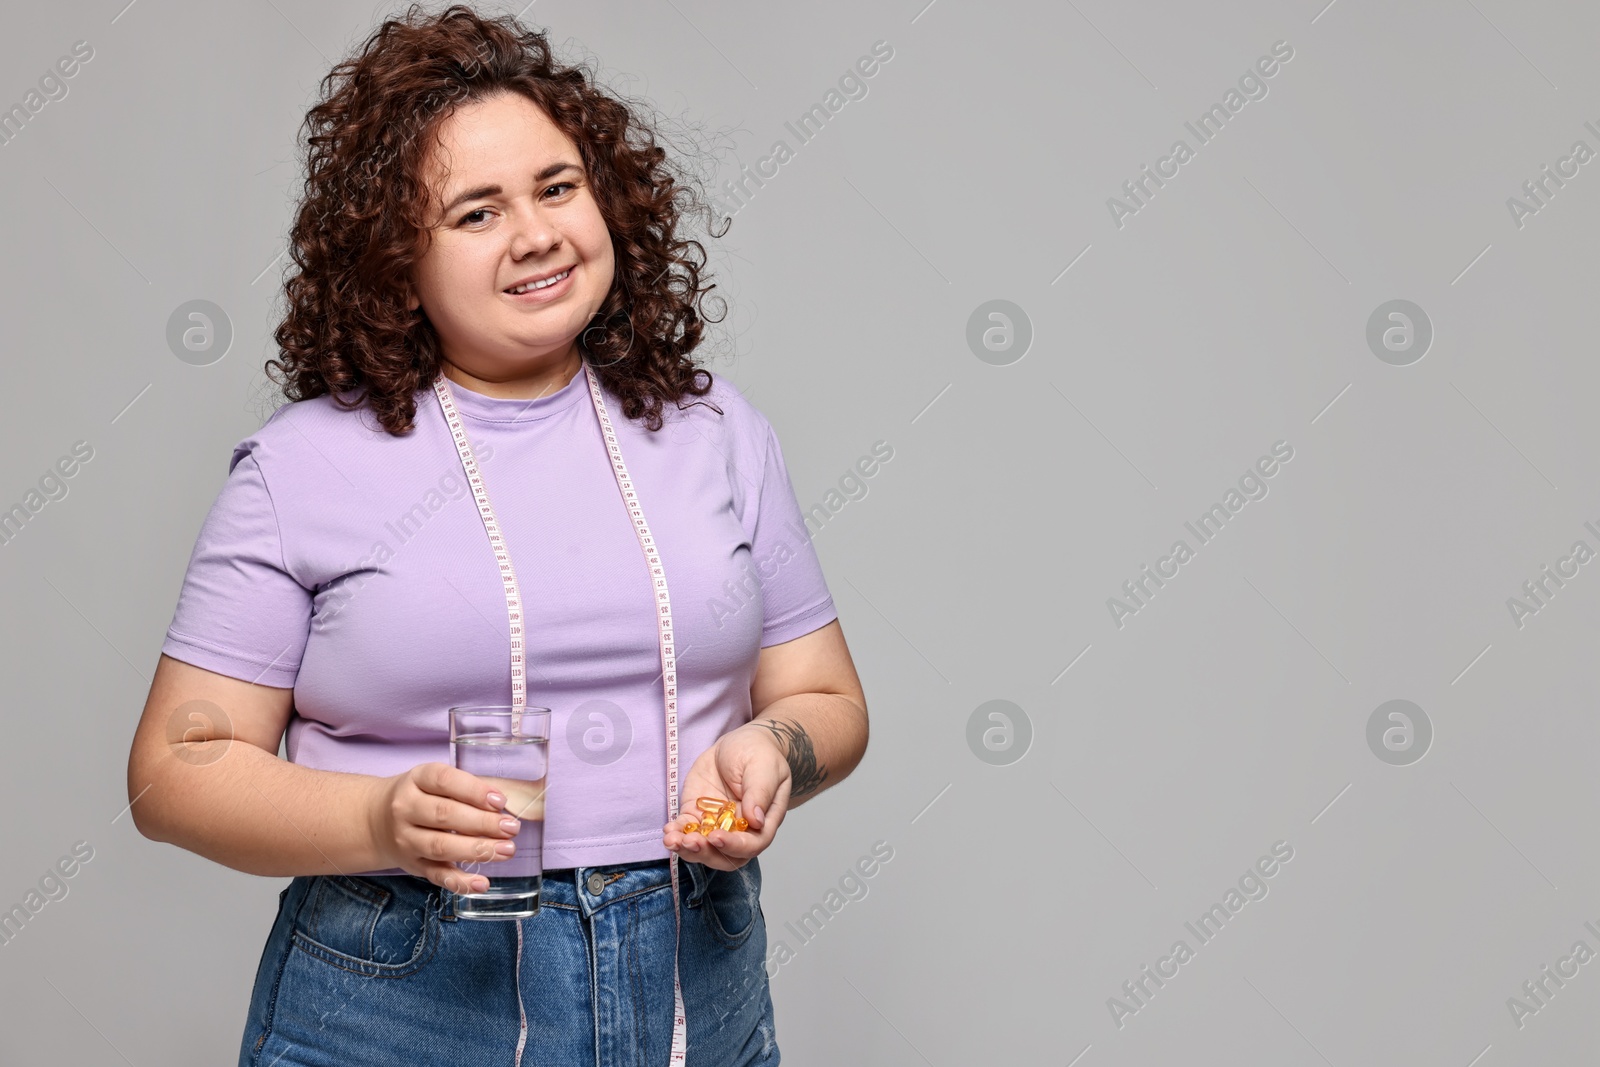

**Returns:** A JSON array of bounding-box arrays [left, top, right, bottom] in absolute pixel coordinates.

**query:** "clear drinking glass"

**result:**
[[448, 705, 549, 920]]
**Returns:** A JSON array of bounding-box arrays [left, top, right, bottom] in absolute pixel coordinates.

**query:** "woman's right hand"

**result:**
[[367, 762, 522, 893]]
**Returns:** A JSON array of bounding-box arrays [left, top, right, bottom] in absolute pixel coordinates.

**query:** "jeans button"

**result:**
[[586, 872, 607, 895]]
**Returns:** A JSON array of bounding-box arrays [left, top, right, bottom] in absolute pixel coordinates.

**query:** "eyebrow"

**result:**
[[439, 162, 584, 216]]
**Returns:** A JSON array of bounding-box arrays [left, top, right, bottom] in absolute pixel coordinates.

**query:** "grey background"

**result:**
[[2, 0, 1597, 1063]]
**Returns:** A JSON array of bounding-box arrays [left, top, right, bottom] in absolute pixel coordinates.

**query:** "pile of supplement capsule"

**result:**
[[682, 795, 749, 834]]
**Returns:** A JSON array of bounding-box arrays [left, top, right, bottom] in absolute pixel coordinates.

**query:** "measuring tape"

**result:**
[[433, 358, 689, 1065]]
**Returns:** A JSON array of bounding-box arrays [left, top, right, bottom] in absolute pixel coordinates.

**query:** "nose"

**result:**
[[506, 199, 561, 260]]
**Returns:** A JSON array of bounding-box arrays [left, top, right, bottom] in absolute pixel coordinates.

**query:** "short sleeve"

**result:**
[[751, 421, 838, 647], [160, 450, 313, 688]]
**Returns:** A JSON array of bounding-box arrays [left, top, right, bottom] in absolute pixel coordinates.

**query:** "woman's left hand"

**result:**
[[661, 721, 791, 871]]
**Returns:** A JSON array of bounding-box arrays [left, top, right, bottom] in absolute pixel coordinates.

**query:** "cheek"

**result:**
[[576, 203, 615, 265], [584, 223, 615, 271], [418, 242, 486, 303], [581, 231, 616, 298], [459, 240, 503, 276]]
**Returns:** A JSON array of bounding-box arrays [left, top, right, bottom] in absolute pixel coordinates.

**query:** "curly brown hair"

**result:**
[[266, 3, 729, 436]]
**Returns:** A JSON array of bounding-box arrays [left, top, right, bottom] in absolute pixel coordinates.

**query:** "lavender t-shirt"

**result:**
[[160, 366, 837, 874]]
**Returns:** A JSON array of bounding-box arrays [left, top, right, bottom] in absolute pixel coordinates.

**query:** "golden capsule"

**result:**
[[716, 809, 736, 831], [681, 820, 700, 834], [733, 817, 749, 832], [697, 796, 728, 812]]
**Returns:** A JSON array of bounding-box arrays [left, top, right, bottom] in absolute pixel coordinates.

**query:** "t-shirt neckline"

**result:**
[[436, 361, 592, 424]]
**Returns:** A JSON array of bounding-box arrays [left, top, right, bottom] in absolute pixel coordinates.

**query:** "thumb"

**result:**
[[733, 757, 783, 833]]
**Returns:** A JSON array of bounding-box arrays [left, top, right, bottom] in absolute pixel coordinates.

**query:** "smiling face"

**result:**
[[406, 89, 616, 397]]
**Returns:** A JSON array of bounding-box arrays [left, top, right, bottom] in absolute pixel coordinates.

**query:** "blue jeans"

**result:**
[[238, 857, 779, 1066]]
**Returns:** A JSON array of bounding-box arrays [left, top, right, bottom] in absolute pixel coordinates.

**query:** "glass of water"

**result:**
[[448, 705, 549, 920]]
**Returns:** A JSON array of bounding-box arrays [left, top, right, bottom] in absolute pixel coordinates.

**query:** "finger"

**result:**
[[699, 812, 775, 861], [740, 776, 790, 836], [404, 784, 524, 840], [738, 796, 784, 839], [664, 811, 701, 832], [678, 847, 743, 872], [662, 797, 718, 848], [702, 827, 768, 860], [670, 804, 771, 858], [420, 761, 508, 812], [731, 763, 784, 835], [662, 816, 701, 848], [421, 861, 490, 895], [476, 774, 545, 821], [674, 824, 733, 860], [672, 829, 706, 856], [705, 788, 787, 858], [412, 827, 519, 869]]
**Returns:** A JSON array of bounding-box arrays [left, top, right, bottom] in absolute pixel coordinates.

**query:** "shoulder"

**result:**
[[224, 388, 400, 480], [663, 366, 774, 444], [635, 367, 783, 491]]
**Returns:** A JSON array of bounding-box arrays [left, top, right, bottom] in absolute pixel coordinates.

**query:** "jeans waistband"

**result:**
[[330, 856, 701, 923]]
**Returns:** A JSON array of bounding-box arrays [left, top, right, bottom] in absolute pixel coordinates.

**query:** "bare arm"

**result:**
[[661, 617, 869, 868], [127, 654, 520, 892], [746, 618, 869, 810], [127, 654, 391, 876]]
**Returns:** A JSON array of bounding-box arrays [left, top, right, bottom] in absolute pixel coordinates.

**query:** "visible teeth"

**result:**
[[507, 268, 570, 294]]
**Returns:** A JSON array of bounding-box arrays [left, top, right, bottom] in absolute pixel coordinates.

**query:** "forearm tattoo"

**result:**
[[751, 718, 828, 802]]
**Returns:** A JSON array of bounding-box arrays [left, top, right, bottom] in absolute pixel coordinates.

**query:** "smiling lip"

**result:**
[[503, 266, 575, 295]]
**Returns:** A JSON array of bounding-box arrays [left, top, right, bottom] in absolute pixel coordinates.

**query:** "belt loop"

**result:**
[[436, 882, 457, 922]]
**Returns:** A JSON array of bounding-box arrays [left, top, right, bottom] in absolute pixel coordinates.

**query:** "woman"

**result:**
[[124, 6, 869, 1065]]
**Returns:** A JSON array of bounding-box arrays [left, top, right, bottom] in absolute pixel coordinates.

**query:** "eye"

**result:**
[[455, 182, 579, 226]]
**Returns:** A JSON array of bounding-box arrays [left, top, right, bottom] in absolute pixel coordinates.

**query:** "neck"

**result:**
[[441, 348, 584, 401]]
